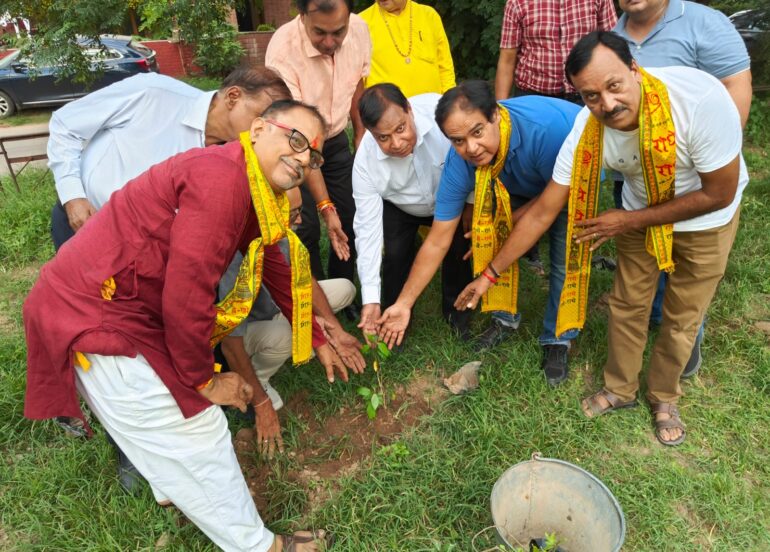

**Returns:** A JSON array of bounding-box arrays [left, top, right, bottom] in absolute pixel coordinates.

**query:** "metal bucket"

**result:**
[[490, 453, 625, 552]]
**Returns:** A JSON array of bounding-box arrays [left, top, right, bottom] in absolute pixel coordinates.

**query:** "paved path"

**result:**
[[0, 122, 50, 177]]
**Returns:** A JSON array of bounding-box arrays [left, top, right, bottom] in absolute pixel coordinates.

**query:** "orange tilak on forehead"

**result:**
[[310, 135, 321, 149]]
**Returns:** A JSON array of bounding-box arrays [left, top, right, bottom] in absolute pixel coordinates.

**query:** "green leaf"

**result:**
[[357, 386, 372, 398], [370, 393, 381, 409], [365, 333, 378, 342], [366, 403, 377, 419], [360, 344, 371, 354], [377, 341, 391, 358]]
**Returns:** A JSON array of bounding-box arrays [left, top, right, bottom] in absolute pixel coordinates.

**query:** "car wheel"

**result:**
[[0, 91, 16, 119]]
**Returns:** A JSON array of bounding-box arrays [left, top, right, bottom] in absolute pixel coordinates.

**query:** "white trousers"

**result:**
[[75, 353, 274, 552], [244, 278, 356, 384]]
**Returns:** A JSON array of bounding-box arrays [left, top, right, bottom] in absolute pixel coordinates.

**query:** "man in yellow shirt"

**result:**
[[360, 0, 455, 97]]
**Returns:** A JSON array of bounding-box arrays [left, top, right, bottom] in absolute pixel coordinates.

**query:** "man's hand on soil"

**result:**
[[255, 400, 284, 459]]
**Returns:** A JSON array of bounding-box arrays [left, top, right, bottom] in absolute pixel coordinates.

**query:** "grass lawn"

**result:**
[[0, 109, 52, 128], [1, 99, 769, 551]]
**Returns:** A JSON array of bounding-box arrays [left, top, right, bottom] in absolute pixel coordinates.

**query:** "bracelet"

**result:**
[[254, 397, 270, 408], [195, 378, 213, 391], [481, 270, 497, 285], [317, 199, 335, 212], [487, 262, 500, 279]]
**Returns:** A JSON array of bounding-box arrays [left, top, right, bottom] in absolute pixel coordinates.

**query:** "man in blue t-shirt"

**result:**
[[614, 0, 752, 378], [377, 80, 581, 386]]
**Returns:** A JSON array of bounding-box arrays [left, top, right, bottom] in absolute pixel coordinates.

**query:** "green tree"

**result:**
[[2, 0, 244, 81]]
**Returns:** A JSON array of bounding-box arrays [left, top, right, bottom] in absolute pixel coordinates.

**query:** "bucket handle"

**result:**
[[471, 525, 528, 552]]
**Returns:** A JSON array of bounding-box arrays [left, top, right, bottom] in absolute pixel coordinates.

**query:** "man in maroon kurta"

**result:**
[[24, 100, 337, 552]]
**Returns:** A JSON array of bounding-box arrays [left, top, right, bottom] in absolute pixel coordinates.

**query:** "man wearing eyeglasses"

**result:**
[[219, 186, 363, 458], [266, 0, 372, 322], [25, 100, 344, 552]]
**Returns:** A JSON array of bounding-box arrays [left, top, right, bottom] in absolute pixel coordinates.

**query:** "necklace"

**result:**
[[379, 1, 413, 64]]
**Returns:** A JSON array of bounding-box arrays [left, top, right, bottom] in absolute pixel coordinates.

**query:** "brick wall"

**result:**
[[141, 31, 275, 78], [236, 32, 274, 69], [263, 0, 292, 27], [141, 40, 202, 78]]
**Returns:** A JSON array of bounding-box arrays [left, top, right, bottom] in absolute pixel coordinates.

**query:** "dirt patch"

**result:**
[[234, 375, 448, 520], [0, 312, 15, 334], [753, 320, 770, 337], [2, 264, 41, 282]]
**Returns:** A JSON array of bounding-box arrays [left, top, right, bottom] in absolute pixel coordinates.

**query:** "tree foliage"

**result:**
[[2, 0, 244, 81]]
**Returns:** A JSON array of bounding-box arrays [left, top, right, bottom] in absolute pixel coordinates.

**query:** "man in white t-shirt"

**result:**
[[450, 31, 746, 446]]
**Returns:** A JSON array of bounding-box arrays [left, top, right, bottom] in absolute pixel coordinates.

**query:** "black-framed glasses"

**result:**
[[265, 119, 324, 169]]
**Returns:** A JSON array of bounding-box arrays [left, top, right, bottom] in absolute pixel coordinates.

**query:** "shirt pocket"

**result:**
[[110, 261, 138, 301]]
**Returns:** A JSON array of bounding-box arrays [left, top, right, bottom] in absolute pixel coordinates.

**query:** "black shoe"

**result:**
[[446, 310, 472, 341], [681, 331, 702, 378], [106, 433, 145, 493], [342, 303, 361, 322], [591, 255, 617, 271], [542, 344, 569, 387], [54, 416, 88, 438], [473, 319, 517, 352]]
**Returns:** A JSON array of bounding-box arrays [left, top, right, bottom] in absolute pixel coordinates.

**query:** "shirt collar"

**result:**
[[502, 114, 521, 172], [374, 102, 433, 161], [181, 90, 217, 140], [617, 0, 684, 43]]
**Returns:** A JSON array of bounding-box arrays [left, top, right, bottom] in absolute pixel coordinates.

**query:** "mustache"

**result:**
[[603, 105, 627, 120], [281, 156, 304, 178]]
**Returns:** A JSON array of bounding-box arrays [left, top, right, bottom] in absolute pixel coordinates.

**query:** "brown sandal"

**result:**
[[651, 403, 686, 446], [581, 389, 638, 418], [277, 529, 334, 551]]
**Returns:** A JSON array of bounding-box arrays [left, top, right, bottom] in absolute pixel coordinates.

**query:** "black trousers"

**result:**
[[51, 201, 75, 252], [296, 131, 356, 282], [381, 200, 472, 321]]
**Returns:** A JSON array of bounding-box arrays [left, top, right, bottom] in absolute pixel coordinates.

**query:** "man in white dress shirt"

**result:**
[[48, 68, 292, 248], [353, 83, 472, 339]]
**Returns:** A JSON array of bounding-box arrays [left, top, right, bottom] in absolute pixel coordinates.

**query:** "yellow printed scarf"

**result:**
[[555, 67, 676, 337], [210, 132, 313, 364], [472, 106, 518, 316]]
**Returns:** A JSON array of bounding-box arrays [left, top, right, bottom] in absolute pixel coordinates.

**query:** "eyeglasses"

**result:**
[[265, 119, 324, 169]]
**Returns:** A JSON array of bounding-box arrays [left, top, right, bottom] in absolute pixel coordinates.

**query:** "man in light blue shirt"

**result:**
[[378, 81, 582, 386], [48, 68, 292, 248], [614, 0, 752, 377]]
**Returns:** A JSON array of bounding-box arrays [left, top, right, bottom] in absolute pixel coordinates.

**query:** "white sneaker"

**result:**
[[262, 381, 284, 411]]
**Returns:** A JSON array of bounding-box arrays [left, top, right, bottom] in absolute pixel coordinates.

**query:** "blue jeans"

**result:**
[[492, 198, 579, 346]]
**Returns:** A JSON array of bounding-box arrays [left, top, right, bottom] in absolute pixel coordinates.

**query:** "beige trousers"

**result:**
[[604, 211, 740, 404], [243, 278, 356, 384]]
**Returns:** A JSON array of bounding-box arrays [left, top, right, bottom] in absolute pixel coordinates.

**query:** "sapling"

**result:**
[[357, 333, 390, 419]]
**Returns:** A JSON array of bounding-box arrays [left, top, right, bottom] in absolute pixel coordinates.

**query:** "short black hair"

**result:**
[[296, 0, 352, 15], [435, 80, 497, 134], [358, 83, 409, 130], [262, 99, 329, 137], [220, 67, 292, 101], [565, 31, 634, 86]]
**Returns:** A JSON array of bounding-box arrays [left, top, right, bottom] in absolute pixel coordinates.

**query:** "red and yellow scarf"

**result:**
[[555, 68, 676, 336]]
